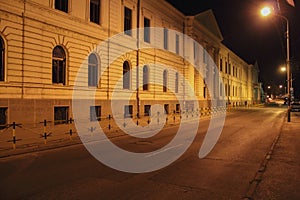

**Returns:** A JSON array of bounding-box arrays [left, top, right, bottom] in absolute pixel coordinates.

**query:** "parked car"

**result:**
[[291, 100, 300, 112]]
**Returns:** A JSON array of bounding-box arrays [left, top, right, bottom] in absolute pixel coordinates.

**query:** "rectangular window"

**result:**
[[203, 48, 207, 64], [225, 61, 228, 73], [176, 104, 180, 113], [164, 104, 169, 114], [175, 34, 180, 54], [144, 105, 151, 116], [220, 58, 223, 72], [90, 106, 101, 121], [219, 83, 222, 96], [124, 7, 132, 36], [54, 106, 69, 124], [144, 17, 150, 43], [124, 105, 133, 118], [175, 73, 179, 93], [0, 107, 7, 130], [0, 38, 4, 81], [55, 0, 68, 13], [163, 28, 168, 50], [90, 0, 100, 24], [193, 42, 198, 61], [163, 70, 168, 92]]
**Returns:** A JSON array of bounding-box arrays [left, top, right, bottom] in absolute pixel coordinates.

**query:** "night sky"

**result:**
[[166, 0, 300, 97]]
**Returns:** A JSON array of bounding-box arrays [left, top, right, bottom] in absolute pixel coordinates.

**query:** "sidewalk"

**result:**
[[253, 112, 300, 199], [0, 109, 227, 158]]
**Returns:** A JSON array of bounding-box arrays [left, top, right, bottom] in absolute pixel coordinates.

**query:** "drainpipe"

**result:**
[[21, 0, 26, 98], [227, 52, 230, 105], [182, 21, 186, 111], [107, 0, 110, 101], [136, 0, 140, 118]]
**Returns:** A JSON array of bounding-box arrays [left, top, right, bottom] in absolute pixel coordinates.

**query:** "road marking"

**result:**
[[144, 144, 183, 158]]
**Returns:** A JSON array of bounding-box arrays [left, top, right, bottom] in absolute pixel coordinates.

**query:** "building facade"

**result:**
[[0, 0, 260, 127]]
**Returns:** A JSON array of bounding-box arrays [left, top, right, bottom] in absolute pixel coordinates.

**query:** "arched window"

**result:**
[[175, 72, 179, 93], [123, 61, 130, 89], [163, 70, 168, 92], [0, 36, 4, 81], [143, 65, 149, 90], [88, 53, 98, 87], [52, 46, 66, 85]]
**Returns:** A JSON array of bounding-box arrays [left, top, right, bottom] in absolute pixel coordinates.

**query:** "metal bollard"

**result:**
[[43, 120, 47, 144], [12, 122, 16, 150], [108, 115, 111, 130], [69, 118, 73, 140]]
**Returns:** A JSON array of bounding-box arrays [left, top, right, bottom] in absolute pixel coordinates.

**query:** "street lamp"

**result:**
[[260, 6, 292, 122], [280, 66, 287, 72]]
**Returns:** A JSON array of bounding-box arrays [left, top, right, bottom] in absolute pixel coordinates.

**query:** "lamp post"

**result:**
[[261, 6, 291, 122]]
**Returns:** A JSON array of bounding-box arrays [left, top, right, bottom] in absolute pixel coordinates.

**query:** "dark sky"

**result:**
[[166, 0, 300, 97]]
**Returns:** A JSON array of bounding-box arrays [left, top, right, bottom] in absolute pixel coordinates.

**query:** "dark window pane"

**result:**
[[0, 107, 7, 129], [144, 17, 150, 43], [52, 60, 58, 83], [176, 104, 180, 113], [55, 0, 68, 13], [123, 61, 130, 89], [164, 104, 169, 114], [54, 107, 69, 124], [90, 0, 100, 24], [124, 7, 132, 36], [144, 105, 151, 116], [0, 37, 4, 81], [164, 28, 168, 50], [175, 72, 179, 93], [163, 70, 167, 92], [143, 65, 149, 90], [88, 54, 98, 86], [52, 46, 66, 84], [58, 60, 64, 83], [124, 105, 133, 118], [203, 49, 207, 64], [90, 106, 101, 121], [176, 34, 179, 54]]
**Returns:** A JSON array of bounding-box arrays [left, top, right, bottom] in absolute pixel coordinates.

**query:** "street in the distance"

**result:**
[[2, 107, 299, 200]]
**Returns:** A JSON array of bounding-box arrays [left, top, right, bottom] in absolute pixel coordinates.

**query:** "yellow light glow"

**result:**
[[281, 66, 287, 72], [261, 6, 272, 17]]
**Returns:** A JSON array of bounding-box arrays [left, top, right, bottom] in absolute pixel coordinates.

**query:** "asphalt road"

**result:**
[[0, 107, 286, 200]]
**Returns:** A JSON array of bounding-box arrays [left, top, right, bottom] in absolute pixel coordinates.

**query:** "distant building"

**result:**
[[0, 0, 260, 126]]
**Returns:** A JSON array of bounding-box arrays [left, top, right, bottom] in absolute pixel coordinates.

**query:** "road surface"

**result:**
[[0, 107, 286, 199]]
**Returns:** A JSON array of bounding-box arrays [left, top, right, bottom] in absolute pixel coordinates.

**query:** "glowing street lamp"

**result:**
[[280, 66, 287, 72], [260, 6, 272, 17], [260, 6, 292, 122]]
